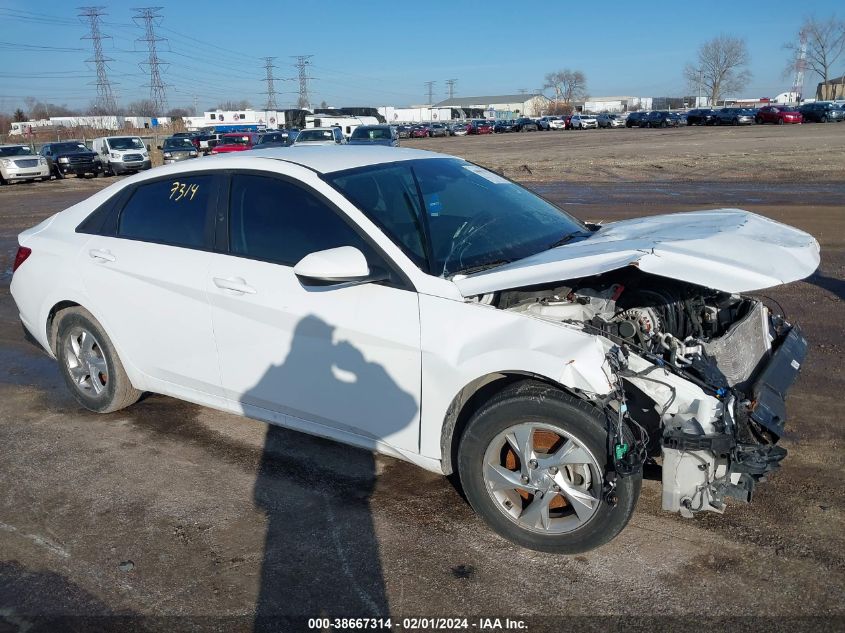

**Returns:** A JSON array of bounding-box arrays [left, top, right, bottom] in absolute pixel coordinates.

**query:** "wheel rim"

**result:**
[[482, 422, 602, 534], [64, 326, 109, 396]]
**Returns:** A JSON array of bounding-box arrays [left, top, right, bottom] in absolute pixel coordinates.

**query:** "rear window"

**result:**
[[118, 175, 215, 248]]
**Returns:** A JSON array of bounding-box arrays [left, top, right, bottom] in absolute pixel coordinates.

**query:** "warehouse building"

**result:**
[[816, 75, 845, 101], [433, 94, 550, 118]]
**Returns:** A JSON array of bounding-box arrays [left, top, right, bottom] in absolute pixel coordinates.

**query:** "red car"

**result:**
[[409, 125, 431, 138], [210, 132, 260, 153], [468, 121, 493, 135], [755, 106, 803, 125]]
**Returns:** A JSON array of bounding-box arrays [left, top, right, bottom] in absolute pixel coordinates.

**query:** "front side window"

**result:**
[[118, 175, 215, 248], [228, 174, 372, 266], [327, 158, 586, 277]]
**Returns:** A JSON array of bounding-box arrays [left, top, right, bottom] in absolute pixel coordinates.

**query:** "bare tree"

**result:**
[[684, 35, 751, 105], [217, 99, 252, 111], [125, 100, 157, 117], [166, 107, 191, 118], [785, 16, 845, 86], [23, 97, 78, 119], [543, 70, 587, 105]]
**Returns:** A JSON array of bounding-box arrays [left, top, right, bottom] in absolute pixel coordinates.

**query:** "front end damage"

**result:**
[[492, 270, 808, 518]]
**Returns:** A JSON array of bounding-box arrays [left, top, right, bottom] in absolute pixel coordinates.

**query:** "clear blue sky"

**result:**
[[0, 0, 842, 113]]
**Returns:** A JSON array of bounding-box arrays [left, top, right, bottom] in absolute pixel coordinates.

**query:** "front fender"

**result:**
[[419, 294, 615, 462]]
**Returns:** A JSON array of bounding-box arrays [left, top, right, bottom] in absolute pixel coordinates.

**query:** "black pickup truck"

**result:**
[[39, 141, 103, 179]]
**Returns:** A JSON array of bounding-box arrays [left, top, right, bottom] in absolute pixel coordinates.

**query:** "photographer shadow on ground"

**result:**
[[249, 314, 418, 631]]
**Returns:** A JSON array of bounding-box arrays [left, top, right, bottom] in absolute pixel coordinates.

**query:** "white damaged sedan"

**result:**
[[10, 146, 819, 553]]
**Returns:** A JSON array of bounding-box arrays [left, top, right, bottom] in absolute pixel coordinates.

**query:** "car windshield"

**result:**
[[0, 146, 30, 157], [53, 143, 88, 152], [163, 138, 195, 149], [221, 135, 251, 145], [351, 127, 391, 140], [297, 130, 334, 141], [108, 137, 144, 150], [326, 158, 587, 277]]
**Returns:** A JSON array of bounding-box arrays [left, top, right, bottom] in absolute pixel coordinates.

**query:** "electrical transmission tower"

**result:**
[[79, 6, 117, 114], [133, 7, 168, 114], [291, 55, 313, 110], [262, 57, 278, 110], [445, 79, 457, 99], [424, 81, 435, 105]]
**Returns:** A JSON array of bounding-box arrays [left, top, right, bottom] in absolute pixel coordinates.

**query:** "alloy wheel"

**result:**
[[482, 422, 602, 534]]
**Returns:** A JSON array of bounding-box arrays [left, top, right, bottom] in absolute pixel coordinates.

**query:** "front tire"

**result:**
[[457, 381, 640, 554], [56, 307, 141, 413]]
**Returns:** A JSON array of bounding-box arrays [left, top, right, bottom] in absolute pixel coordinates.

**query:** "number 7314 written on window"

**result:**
[[170, 181, 199, 201]]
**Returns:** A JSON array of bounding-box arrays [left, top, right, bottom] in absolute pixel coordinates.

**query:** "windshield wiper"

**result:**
[[547, 230, 591, 250], [450, 259, 513, 277]]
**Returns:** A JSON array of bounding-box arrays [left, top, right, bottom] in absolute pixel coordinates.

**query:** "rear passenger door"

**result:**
[[79, 173, 225, 400]]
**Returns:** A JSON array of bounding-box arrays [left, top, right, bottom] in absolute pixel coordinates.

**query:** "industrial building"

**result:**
[[433, 94, 550, 118], [816, 75, 845, 101]]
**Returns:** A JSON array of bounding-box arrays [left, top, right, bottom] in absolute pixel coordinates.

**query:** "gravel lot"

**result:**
[[0, 124, 843, 632]]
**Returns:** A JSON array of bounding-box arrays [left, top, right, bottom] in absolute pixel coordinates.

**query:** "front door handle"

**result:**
[[213, 276, 256, 295], [89, 249, 115, 262]]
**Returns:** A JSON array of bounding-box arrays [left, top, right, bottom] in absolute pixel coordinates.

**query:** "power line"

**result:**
[[445, 79, 457, 99], [424, 80, 435, 105], [79, 6, 118, 114], [262, 56, 278, 110], [133, 6, 168, 113], [291, 55, 313, 110]]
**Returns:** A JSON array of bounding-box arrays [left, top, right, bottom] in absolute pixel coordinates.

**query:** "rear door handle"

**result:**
[[89, 249, 115, 262], [213, 276, 256, 295]]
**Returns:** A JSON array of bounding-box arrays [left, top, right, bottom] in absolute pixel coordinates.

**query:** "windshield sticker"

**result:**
[[463, 165, 509, 184], [170, 181, 199, 201]]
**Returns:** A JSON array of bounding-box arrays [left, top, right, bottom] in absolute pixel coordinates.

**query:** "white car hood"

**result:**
[[453, 209, 820, 296]]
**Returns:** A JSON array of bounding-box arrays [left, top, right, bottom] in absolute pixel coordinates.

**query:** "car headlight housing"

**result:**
[[0, 158, 11, 167], [189, 150, 197, 156], [58, 157, 69, 163], [110, 152, 119, 159], [163, 152, 172, 158], [39, 157, 47, 165]]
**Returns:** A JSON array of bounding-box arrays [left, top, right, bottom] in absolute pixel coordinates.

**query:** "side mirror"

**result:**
[[146, 144, 151, 151], [294, 246, 377, 285], [157, 145, 162, 150]]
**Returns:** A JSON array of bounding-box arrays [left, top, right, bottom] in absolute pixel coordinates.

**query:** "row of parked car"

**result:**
[[0, 126, 402, 184]]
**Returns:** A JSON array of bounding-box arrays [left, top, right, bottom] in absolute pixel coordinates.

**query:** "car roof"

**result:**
[[242, 145, 443, 174]]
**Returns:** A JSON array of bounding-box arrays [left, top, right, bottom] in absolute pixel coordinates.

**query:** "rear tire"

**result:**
[[56, 307, 141, 414], [457, 380, 640, 554]]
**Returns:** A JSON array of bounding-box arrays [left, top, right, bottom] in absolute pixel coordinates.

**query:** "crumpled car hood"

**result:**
[[453, 209, 820, 296]]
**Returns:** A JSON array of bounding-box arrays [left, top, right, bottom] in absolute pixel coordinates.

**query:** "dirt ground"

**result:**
[[412, 121, 845, 183], [0, 125, 843, 632]]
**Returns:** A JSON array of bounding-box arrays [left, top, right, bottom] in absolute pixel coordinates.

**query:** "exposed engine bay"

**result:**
[[490, 269, 808, 518]]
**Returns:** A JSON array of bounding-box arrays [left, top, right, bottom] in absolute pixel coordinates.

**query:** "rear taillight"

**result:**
[[12, 246, 31, 273]]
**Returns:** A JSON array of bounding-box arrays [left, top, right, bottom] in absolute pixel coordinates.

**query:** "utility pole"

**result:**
[[193, 94, 198, 116], [424, 81, 435, 105], [79, 6, 117, 114], [445, 78, 457, 99], [291, 55, 313, 110], [262, 56, 278, 110], [133, 7, 168, 114]]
